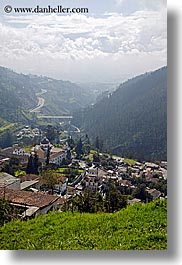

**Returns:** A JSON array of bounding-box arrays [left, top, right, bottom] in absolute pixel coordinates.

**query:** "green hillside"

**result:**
[[0, 66, 100, 120], [73, 67, 167, 162], [0, 199, 167, 250], [0, 66, 38, 123]]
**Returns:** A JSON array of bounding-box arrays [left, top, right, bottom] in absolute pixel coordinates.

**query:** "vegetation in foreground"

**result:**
[[0, 199, 167, 250]]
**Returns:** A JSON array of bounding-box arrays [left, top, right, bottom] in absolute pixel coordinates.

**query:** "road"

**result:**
[[30, 89, 47, 113], [35, 89, 47, 97], [30, 97, 45, 113], [71, 124, 80, 133]]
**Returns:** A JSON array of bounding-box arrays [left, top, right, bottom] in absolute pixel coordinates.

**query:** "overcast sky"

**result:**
[[0, 0, 167, 83]]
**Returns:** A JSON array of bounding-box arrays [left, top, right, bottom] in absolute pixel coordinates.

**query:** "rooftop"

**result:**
[[20, 180, 39, 190], [19, 174, 40, 182], [40, 137, 50, 145], [0, 188, 59, 208], [0, 173, 19, 188]]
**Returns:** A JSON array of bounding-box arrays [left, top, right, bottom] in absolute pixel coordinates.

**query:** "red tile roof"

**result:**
[[0, 188, 59, 208], [19, 174, 40, 182], [50, 151, 65, 160]]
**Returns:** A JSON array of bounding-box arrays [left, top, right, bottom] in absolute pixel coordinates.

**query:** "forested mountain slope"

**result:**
[[0, 66, 38, 123], [73, 67, 167, 161], [0, 66, 99, 122]]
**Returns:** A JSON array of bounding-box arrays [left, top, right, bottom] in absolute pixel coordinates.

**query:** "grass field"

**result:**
[[0, 123, 16, 132], [0, 199, 167, 250], [124, 158, 137, 166]]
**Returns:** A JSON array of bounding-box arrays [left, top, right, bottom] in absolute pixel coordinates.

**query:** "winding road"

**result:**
[[29, 87, 80, 133], [30, 89, 47, 113]]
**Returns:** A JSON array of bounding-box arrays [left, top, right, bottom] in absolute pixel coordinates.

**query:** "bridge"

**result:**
[[37, 115, 73, 119]]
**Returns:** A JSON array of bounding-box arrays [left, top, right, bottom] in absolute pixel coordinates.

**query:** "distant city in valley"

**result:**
[[0, 66, 167, 233]]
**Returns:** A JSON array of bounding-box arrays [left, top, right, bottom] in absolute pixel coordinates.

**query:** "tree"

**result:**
[[104, 181, 127, 213], [2, 130, 13, 148], [67, 136, 75, 150], [66, 149, 72, 162], [40, 170, 58, 195], [0, 199, 20, 226], [0, 199, 10, 226], [45, 125, 57, 143], [26, 154, 34, 174], [84, 134, 91, 155], [93, 153, 100, 164], [33, 152, 39, 174], [3, 157, 20, 176], [95, 136, 103, 153], [132, 183, 147, 201], [108, 187, 127, 212], [26, 153, 40, 175], [45, 145, 50, 166], [75, 138, 84, 159], [67, 183, 127, 214]]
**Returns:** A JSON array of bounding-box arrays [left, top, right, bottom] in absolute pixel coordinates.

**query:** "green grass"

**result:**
[[55, 168, 83, 173], [0, 200, 167, 250], [124, 158, 136, 166], [55, 168, 70, 173], [86, 149, 97, 160], [0, 123, 16, 132], [14, 170, 26, 177], [24, 145, 33, 153]]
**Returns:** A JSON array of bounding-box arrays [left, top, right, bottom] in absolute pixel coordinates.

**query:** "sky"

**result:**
[[0, 0, 167, 83]]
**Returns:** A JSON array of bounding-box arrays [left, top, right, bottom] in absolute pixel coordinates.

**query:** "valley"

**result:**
[[0, 65, 167, 251]]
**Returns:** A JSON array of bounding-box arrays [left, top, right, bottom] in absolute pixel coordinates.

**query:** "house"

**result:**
[[128, 198, 141, 204], [0, 172, 20, 190], [49, 148, 67, 166], [0, 188, 59, 218], [147, 189, 162, 200], [0, 146, 29, 164], [160, 161, 167, 169], [13, 148, 26, 156], [118, 179, 132, 187], [87, 167, 98, 177], [67, 186, 76, 196], [145, 162, 159, 170], [0, 147, 14, 159], [54, 176, 68, 195], [84, 176, 99, 188], [19, 174, 40, 191], [0, 158, 10, 170], [31, 137, 68, 166]]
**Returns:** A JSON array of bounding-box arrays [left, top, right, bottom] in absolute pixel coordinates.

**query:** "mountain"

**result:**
[[0, 66, 38, 123], [0, 66, 100, 122], [78, 82, 118, 104], [36, 78, 98, 116], [73, 67, 167, 162]]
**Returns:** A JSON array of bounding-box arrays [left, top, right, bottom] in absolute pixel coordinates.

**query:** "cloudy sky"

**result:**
[[0, 0, 167, 83]]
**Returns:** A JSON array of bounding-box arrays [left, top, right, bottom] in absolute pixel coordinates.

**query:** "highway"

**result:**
[[30, 89, 47, 113]]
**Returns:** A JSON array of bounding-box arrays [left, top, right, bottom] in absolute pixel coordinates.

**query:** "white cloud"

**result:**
[[0, 9, 166, 82], [116, 0, 166, 11]]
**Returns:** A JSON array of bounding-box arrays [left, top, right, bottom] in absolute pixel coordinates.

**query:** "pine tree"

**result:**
[[45, 145, 50, 166], [26, 154, 33, 174], [33, 152, 39, 174], [84, 134, 91, 155], [75, 138, 84, 159]]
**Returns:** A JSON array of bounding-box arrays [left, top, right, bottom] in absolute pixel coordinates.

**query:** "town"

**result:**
[[0, 124, 167, 222]]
